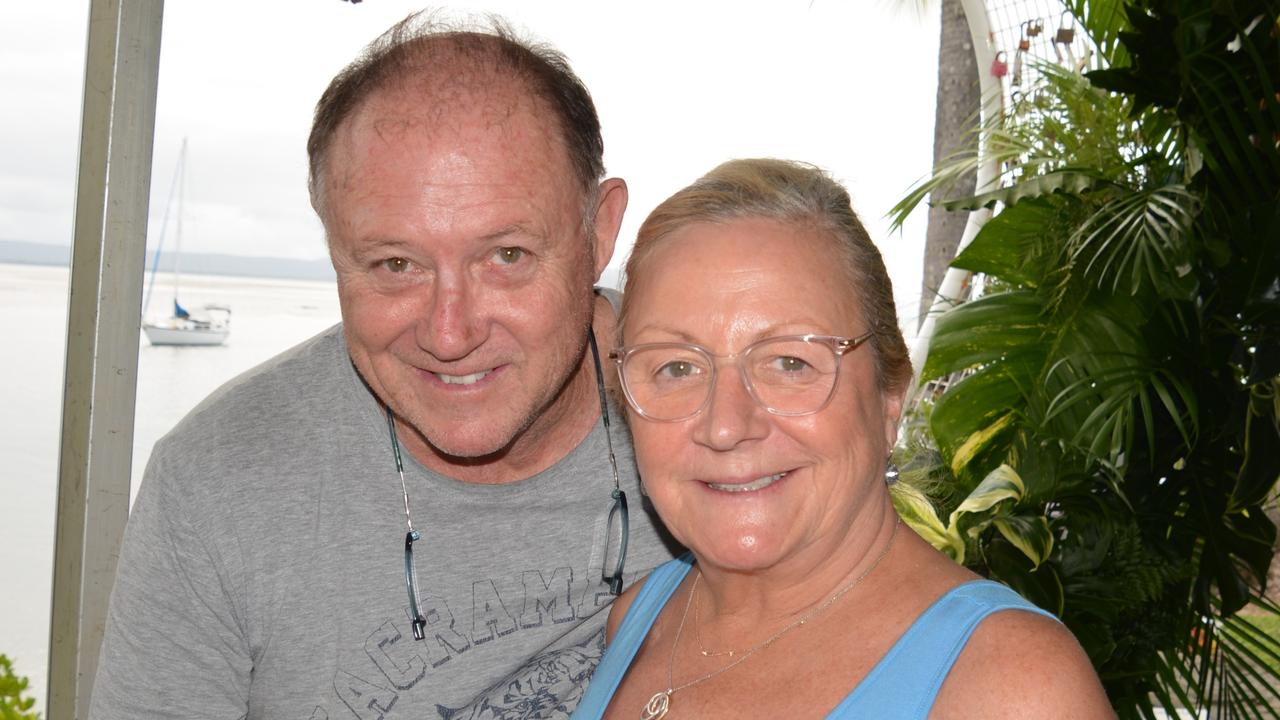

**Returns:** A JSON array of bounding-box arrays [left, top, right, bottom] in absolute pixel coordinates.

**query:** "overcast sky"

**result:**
[[2, 1, 940, 328]]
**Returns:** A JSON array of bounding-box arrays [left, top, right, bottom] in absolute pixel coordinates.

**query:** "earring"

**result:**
[[884, 459, 900, 485]]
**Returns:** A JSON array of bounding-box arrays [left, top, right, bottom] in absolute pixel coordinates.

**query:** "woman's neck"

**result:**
[[692, 495, 900, 632]]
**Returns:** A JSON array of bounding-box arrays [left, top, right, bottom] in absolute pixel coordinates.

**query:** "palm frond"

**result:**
[[1068, 185, 1198, 297]]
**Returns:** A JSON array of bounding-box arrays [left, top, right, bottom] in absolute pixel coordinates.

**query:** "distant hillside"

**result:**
[[0, 240, 336, 282]]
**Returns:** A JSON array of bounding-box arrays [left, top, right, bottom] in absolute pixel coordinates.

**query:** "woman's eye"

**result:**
[[382, 257, 411, 273], [494, 247, 526, 265], [774, 356, 812, 373], [657, 361, 701, 379]]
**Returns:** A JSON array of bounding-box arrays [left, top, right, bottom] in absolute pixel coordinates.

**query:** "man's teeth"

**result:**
[[435, 370, 491, 385], [708, 473, 786, 493]]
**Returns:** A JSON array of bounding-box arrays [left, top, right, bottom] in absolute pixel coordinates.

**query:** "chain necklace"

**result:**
[[692, 582, 733, 657], [640, 518, 901, 720]]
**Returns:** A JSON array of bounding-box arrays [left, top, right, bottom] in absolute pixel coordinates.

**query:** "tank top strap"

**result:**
[[572, 554, 694, 719], [828, 579, 1057, 719]]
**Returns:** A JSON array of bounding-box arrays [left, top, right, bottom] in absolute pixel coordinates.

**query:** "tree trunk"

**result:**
[[919, 0, 980, 328]]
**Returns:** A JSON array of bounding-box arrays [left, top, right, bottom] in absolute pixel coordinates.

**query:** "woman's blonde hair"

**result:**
[[620, 158, 912, 395]]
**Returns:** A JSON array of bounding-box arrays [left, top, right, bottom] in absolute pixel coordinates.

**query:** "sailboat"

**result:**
[[142, 139, 231, 346]]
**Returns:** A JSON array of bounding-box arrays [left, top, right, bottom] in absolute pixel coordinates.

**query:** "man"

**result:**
[[91, 13, 676, 720]]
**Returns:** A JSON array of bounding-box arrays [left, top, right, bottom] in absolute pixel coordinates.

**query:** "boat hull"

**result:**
[[143, 323, 229, 346]]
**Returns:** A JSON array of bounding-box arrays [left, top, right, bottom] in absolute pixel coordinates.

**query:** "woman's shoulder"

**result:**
[[931, 595, 1115, 719], [605, 554, 694, 641]]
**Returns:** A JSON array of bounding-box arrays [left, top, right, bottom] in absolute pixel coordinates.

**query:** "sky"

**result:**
[[2, 0, 941, 329]]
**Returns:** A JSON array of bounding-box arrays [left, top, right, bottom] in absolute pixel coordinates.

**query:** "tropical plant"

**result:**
[[890, 0, 1280, 717], [0, 654, 39, 720]]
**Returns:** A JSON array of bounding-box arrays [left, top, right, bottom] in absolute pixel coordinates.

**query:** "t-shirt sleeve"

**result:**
[[89, 446, 252, 719]]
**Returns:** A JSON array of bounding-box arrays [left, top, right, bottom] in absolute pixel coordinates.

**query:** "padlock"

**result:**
[[1018, 22, 1031, 51], [1056, 12, 1076, 44], [991, 51, 1009, 78], [1028, 18, 1043, 37]]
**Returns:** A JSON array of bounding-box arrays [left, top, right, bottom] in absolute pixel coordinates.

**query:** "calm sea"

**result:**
[[0, 262, 342, 711]]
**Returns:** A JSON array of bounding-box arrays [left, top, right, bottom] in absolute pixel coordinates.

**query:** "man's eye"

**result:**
[[382, 258, 410, 273], [494, 247, 526, 265]]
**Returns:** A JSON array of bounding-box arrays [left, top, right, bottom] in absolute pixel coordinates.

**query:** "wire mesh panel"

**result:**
[[983, 1, 1100, 117]]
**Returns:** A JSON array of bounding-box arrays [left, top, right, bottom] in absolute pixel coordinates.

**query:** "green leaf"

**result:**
[[951, 198, 1060, 286], [922, 291, 1046, 378], [0, 654, 40, 720], [1067, 0, 1130, 67], [1068, 185, 1198, 298], [986, 540, 1065, 615], [940, 170, 1105, 213], [1232, 401, 1280, 509], [947, 411, 1017, 479], [890, 481, 964, 562], [947, 463, 1025, 533], [993, 514, 1055, 569]]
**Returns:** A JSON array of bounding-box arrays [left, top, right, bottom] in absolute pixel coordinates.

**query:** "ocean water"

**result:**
[[0, 262, 341, 711]]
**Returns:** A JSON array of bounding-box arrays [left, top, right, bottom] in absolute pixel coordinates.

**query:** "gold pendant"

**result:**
[[641, 690, 670, 720]]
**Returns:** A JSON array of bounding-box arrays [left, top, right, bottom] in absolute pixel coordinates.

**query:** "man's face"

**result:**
[[323, 85, 606, 463]]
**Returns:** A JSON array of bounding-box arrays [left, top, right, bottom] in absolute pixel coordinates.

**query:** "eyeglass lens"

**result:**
[[621, 337, 842, 420], [404, 530, 427, 640], [602, 488, 629, 595]]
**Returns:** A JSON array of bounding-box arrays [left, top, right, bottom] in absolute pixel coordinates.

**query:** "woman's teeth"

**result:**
[[708, 472, 786, 493]]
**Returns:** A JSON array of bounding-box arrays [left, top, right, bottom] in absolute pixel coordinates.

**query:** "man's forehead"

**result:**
[[335, 81, 563, 168], [355, 66, 539, 132], [319, 78, 585, 232]]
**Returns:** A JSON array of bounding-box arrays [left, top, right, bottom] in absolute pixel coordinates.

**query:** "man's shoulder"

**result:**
[[139, 323, 369, 516], [157, 323, 354, 450]]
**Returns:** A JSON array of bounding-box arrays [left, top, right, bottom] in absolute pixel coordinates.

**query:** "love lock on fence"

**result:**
[[991, 50, 1009, 79]]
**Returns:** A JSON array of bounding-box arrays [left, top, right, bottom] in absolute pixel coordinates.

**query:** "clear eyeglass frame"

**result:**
[[610, 331, 874, 422]]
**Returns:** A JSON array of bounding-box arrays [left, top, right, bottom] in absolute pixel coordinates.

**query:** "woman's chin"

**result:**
[[685, 531, 796, 574]]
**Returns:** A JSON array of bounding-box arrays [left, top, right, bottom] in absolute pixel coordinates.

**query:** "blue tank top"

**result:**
[[572, 555, 1056, 719]]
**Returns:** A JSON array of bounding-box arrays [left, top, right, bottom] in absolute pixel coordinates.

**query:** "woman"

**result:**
[[573, 159, 1112, 719]]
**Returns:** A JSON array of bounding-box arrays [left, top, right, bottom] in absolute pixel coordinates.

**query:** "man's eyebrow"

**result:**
[[352, 236, 415, 253], [478, 224, 537, 243]]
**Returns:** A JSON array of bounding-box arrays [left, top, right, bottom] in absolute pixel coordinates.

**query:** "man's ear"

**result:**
[[590, 178, 628, 279]]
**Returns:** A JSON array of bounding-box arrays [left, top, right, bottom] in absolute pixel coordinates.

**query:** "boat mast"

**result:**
[[173, 137, 187, 309], [140, 138, 184, 319]]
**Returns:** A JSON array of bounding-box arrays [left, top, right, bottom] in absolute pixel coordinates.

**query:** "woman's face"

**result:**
[[621, 217, 904, 572]]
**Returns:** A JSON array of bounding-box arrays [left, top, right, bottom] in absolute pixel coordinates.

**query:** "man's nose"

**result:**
[[691, 365, 769, 451], [416, 271, 485, 361]]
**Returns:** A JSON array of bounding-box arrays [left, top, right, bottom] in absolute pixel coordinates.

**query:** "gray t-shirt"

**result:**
[[90, 320, 678, 720]]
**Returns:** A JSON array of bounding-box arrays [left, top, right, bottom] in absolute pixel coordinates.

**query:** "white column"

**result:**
[[48, 0, 164, 717]]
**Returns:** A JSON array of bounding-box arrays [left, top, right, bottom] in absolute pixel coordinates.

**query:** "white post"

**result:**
[[48, 0, 164, 717]]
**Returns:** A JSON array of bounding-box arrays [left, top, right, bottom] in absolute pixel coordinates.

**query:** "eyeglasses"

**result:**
[[385, 409, 429, 641], [589, 328, 629, 596], [611, 332, 874, 422], [382, 330, 629, 642]]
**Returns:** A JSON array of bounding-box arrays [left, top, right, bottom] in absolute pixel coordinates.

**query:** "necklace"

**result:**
[[640, 517, 901, 720], [692, 577, 735, 658]]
